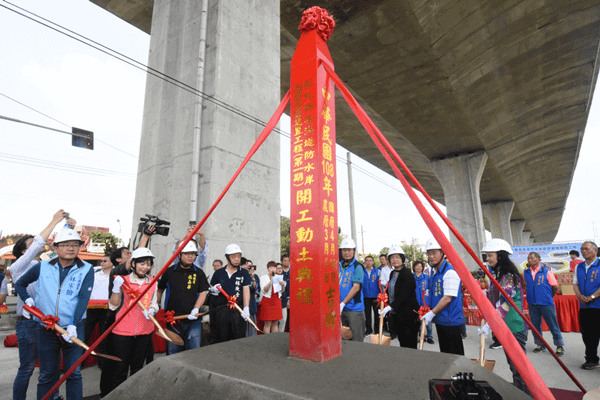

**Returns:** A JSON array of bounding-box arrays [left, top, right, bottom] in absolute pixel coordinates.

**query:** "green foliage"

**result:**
[[280, 216, 290, 257], [89, 230, 121, 255], [400, 238, 425, 264]]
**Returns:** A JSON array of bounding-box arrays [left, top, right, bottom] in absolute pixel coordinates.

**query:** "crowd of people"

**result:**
[[3, 208, 600, 399]]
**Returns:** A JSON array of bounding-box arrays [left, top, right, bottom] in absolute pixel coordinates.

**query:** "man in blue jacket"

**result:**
[[573, 241, 600, 370], [421, 238, 464, 355], [362, 255, 380, 336], [16, 228, 94, 400], [339, 238, 365, 342]]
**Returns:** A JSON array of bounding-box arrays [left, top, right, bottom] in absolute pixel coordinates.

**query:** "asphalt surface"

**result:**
[[1, 294, 599, 399]]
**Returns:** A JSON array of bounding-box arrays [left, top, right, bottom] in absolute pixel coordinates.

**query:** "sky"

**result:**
[[0, 0, 599, 257]]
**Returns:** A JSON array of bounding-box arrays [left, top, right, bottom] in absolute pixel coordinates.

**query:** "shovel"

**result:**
[[472, 319, 495, 371], [370, 300, 391, 345], [23, 305, 121, 362], [121, 280, 184, 346]]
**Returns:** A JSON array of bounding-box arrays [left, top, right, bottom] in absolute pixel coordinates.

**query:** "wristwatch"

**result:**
[[591, 294, 596, 300]]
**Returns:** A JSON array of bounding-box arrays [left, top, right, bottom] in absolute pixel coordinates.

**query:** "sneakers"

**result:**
[[426, 337, 435, 345], [533, 345, 547, 353], [581, 362, 600, 370], [556, 347, 565, 357], [489, 341, 502, 350]]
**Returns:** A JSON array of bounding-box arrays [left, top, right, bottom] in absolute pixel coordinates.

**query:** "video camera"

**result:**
[[137, 214, 170, 236]]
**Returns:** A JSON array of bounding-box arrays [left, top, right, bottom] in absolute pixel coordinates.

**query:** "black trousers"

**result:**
[[391, 313, 419, 349], [435, 324, 465, 356], [213, 307, 246, 343], [112, 333, 153, 391], [580, 308, 600, 364], [84, 308, 109, 367], [99, 311, 116, 398], [364, 298, 379, 335]]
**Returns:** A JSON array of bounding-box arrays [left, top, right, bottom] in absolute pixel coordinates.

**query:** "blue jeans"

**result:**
[[529, 304, 564, 347], [426, 322, 433, 339], [14, 319, 40, 400], [36, 320, 85, 400], [505, 330, 532, 396], [166, 319, 202, 355]]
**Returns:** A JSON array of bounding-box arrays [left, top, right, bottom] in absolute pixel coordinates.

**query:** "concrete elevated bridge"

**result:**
[[90, 0, 600, 269]]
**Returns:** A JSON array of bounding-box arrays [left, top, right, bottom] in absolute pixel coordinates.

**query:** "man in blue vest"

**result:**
[[339, 238, 365, 342], [421, 238, 464, 355], [362, 255, 380, 337], [15, 228, 94, 400], [573, 241, 600, 370], [524, 252, 565, 355]]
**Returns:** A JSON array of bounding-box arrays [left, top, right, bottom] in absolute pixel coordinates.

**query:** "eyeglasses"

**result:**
[[249, 266, 256, 270], [58, 243, 79, 249]]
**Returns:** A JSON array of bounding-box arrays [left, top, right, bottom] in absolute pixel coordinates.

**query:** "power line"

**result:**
[[0, 1, 291, 140], [0, 92, 138, 159], [0, 152, 135, 179], [2, 1, 481, 232]]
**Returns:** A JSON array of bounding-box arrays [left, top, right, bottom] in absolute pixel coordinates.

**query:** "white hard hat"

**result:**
[[225, 244, 242, 255], [54, 229, 83, 245], [482, 238, 513, 254], [340, 238, 356, 249], [181, 241, 198, 253], [131, 247, 154, 260], [425, 238, 442, 252], [387, 245, 405, 257]]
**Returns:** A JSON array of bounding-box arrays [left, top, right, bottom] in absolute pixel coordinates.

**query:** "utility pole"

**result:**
[[360, 225, 365, 255], [347, 152, 357, 244]]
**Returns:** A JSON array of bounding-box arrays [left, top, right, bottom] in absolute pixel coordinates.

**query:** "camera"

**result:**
[[137, 214, 170, 236]]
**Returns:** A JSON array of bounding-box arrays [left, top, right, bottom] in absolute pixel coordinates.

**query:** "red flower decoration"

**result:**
[[41, 314, 60, 331], [299, 6, 335, 41]]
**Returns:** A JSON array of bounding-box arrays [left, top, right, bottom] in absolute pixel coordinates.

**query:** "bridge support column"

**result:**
[[482, 201, 514, 244], [510, 220, 525, 246], [522, 230, 532, 245], [431, 152, 487, 271], [132, 0, 280, 267]]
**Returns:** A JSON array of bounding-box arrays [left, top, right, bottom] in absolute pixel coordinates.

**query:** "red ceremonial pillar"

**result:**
[[289, 7, 340, 362]]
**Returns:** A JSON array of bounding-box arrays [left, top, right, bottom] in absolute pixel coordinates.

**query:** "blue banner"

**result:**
[[509, 243, 584, 273]]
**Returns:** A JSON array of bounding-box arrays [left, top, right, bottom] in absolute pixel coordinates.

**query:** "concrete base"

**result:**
[[106, 333, 530, 400]]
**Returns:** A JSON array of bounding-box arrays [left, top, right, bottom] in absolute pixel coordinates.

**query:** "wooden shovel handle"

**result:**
[[378, 301, 385, 345], [54, 322, 122, 362], [479, 319, 486, 367], [419, 319, 426, 350]]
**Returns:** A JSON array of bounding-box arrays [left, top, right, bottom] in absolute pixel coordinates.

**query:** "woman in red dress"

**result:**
[[259, 261, 284, 333]]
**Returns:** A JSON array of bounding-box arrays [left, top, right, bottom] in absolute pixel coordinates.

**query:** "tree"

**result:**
[[89, 230, 121, 255], [400, 238, 425, 264], [280, 216, 290, 257]]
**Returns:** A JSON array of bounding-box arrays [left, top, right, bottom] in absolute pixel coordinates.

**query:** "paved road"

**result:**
[[1, 294, 598, 399]]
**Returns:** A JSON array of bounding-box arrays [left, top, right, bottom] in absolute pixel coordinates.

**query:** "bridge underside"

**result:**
[[91, 0, 600, 243]]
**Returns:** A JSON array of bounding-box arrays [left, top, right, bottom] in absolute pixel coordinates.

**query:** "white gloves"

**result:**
[[421, 310, 436, 325], [478, 323, 491, 339], [62, 324, 77, 343], [340, 302, 346, 314], [210, 284, 221, 294], [23, 298, 35, 319], [112, 276, 124, 293], [142, 307, 156, 320], [379, 305, 392, 317], [188, 307, 199, 321], [242, 306, 250, 321]]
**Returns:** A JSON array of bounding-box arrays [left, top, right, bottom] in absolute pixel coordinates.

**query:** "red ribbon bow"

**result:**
[[418, 305, 431, 319], [41, 315, 60, 331], [376, 292, 389, 307], [162, 310, 179, 327], [228, 295, 238, 310], [126, 286, 140, 300]]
